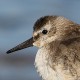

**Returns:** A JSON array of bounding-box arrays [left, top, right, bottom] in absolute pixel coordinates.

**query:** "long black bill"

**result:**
[[6, 37, 34, 54]]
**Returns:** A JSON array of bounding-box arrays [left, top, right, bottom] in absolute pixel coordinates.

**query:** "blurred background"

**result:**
[[0, 0, 80, 80]]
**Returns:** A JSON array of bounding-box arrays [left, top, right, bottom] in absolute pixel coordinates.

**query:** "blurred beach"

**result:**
[[0, 0, 80, 80]]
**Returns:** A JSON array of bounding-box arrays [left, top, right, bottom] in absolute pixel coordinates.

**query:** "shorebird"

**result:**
[[7, 15, 80, 80]]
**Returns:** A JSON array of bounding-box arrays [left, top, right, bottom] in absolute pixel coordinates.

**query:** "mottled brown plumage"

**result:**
[[7, 15, 80, 80]]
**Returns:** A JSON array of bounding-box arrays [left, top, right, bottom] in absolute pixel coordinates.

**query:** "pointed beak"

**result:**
[[6, 37, 34, 54]]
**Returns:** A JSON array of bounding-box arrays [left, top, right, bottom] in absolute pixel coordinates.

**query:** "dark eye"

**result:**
[[42, 30, 48, 34]]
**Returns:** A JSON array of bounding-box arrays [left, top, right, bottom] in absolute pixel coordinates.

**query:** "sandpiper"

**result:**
[[7, 15, 80, 80]]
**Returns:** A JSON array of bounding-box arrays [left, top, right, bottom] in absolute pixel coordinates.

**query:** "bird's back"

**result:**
[[55, 37, 80, 80]]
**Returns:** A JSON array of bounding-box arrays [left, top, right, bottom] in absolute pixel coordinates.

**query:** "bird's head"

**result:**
[[7, 16, 80, 54]]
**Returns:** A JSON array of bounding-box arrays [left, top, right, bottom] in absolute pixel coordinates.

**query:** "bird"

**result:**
[[6, 15, 80, 80]]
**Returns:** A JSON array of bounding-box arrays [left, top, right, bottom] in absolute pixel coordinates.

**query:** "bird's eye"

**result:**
[[42, 30, 48, 34]]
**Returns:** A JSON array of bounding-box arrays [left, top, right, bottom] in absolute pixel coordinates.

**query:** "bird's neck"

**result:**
[[35, 41, 60, 80]]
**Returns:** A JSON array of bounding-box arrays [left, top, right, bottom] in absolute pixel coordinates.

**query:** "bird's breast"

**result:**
[[35, 40, 80, 80], [35, 47, 58, 80]]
